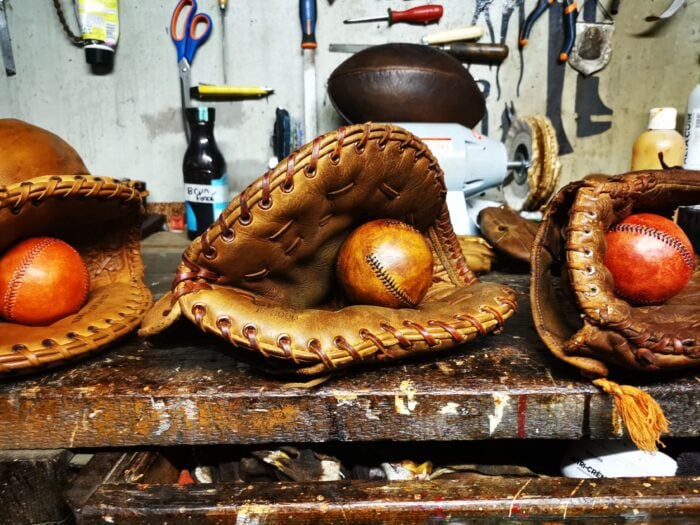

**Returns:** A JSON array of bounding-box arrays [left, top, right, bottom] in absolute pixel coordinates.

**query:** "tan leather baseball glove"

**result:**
[[531, 170, 700, 450], [456, 235, 496, 275], [140, 123, 517, 375], [0, 119, 152, 376]]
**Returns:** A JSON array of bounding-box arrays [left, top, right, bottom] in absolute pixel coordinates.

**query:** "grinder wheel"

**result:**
[[503, 116, 561, 211]]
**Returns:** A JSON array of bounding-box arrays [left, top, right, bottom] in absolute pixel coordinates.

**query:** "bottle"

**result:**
[[683, 83, 700, 170], [630, 108, 686, 171], [183, 107, 229, 240], [679, 83, 700, 251]]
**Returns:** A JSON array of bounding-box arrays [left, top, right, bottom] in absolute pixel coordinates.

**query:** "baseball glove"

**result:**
[[456, 235, 496, 275], [0, 119, 152, 376], [140, 123, 517, 375], [531, 170, 700, 450], [478, 206, 539, 268]]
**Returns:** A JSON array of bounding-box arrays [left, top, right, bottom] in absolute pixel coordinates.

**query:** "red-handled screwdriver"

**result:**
[[344, 5, 443, 25]]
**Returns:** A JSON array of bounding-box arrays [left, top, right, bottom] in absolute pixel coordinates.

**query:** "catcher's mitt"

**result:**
[[140, 123, 517, 375], [0, 119, 152, 376], [531, 170, 700, 450]]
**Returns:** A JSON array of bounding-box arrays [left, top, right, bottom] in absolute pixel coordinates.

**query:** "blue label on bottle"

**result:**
[[185, 173, 229, 234], [185, 201, 198, 232], [211, 174, 228, 217]]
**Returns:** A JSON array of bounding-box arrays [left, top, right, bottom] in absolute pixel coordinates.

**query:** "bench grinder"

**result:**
[[397, 119, 560, 235]]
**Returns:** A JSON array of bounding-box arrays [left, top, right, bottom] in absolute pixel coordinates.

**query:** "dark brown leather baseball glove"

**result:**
[[478, 206, 539, 268], [140, 123, 517, 375], [531, 170, 700, 450], [0, 119, 152, 376]]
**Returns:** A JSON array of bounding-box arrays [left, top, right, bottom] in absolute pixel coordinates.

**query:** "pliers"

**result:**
[[519, 0, 578, 62], [471, 0, 496, 44]]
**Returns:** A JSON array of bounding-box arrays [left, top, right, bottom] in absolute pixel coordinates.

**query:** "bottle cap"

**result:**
[[185, 107, 215, 123], [84, 44, 115, 67], [647, 107, 677, 130]]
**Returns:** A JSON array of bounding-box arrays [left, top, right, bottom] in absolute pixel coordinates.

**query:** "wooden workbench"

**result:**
[[1, 232, 698, 524], [0, 233, 698, 448]]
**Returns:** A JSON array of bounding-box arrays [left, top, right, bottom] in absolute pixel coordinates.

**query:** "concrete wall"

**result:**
[[0, 0, 698, 203]]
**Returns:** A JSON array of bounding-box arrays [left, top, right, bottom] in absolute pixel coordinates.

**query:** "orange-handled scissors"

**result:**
[[171, 0, 212, 66]]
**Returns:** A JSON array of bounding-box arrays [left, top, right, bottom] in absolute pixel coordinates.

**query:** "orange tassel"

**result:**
[[593, 378, 669, 452]]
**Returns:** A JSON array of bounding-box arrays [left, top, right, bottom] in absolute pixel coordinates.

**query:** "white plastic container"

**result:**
[[683, 83, 700, 170]]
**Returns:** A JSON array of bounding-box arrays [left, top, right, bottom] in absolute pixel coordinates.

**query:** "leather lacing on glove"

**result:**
[[531, 170, 700, 451], [140, 123, 517, 376]]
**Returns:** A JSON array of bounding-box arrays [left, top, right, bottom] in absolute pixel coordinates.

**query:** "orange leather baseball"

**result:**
[[336, 219, 433, 308], [0, 237, 90, 326], [604, 213, 695, 305]]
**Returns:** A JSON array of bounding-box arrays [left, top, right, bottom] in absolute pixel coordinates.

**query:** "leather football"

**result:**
[[604, 213, 695, 305], [327, 43, 485, 128], [0, 237, 90, 326], [336, 219, 433, 308]]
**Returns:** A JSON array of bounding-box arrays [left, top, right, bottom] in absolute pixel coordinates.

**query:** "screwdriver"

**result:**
[[219, 0, 228, 84], [344, 5, 443, 25], [300, 0, 318, 140]]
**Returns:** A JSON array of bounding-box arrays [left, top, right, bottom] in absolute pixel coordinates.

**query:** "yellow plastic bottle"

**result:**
[[630, 107, 686, 170]]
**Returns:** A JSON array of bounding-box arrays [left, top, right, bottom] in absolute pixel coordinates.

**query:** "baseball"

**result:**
[[604, 213, 695, 305], [336, 219, 433, 308], [0, 237, 90, 326]]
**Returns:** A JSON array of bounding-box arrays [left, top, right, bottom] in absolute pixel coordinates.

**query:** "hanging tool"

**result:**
[[171, 0, 213, 141], [0, 0, 15, 76], [329, 42, 508, 65], [545, 2, 573, 154], [471, 0, 496, 43], [475, 80, 491, 136], [520, 0, 578, 62], [646, 0, 685, 21], [421, 25, 484, 45], [573, 0, 612, 138], [344, 5, 443, 25], [431, 43, 508, 64], [300, 0, 317, 141], [568, 1, 614, 77], [495, 0, 524, 100], [218, 0, 228, 84], [516, 1, 526, 96], [272, 108, 292, 164], [190, 84, 273, 99]]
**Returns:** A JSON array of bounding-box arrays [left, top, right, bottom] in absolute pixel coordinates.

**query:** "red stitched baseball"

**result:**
[[604, 213, 695, 305], [0, 237, 90, 326]]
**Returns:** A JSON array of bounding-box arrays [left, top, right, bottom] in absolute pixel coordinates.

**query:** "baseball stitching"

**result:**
[[610, 223, 695, 269], [366, 253, 417, 308], [2, 238, 58, 320]]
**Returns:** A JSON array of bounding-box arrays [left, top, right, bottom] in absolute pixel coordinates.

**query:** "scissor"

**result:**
[[171, 0, 212, 138], [519, 0, 578, 62]]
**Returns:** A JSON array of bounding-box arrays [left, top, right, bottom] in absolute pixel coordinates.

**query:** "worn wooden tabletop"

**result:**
[[0, 233, 697, 449]]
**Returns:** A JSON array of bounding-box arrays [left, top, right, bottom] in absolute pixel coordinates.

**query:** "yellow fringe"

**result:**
[[592, 378, 669, 452], [280, 375, 331, 389]]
